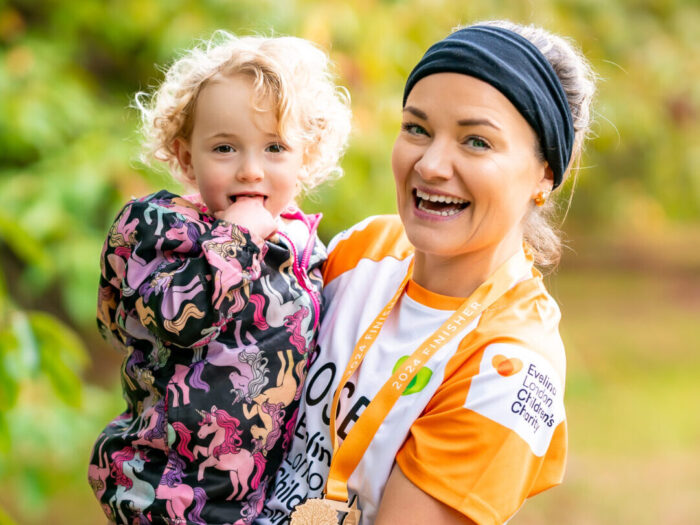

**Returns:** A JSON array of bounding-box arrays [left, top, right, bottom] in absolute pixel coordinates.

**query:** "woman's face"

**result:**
[[392, 73, 553, 264]]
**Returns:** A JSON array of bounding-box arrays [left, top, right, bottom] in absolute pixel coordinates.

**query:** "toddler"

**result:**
[[87, 32, 351, 525]]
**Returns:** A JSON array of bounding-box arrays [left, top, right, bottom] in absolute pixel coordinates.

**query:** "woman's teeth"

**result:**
[[415, 189, 468, 205], [415, 189, 470, 216]]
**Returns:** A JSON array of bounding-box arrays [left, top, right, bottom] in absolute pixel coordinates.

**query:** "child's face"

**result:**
[[175, 74, 304, 219]]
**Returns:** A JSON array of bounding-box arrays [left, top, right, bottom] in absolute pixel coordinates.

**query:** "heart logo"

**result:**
[[491, 354, 523, 377]]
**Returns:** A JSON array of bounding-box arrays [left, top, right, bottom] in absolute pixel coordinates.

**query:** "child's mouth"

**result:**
[[229, 194, 267, 204], [413, 188, 470, 217]]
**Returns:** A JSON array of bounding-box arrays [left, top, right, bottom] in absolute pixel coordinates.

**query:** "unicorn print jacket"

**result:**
[[88, 190, 325, 525]]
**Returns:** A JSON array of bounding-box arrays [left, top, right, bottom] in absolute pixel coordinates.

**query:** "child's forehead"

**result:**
[[190, 74, 304, 143], [199, 72, 277, 110]]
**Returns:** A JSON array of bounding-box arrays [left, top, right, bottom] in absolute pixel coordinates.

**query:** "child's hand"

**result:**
[[214, 197, 278, 240]]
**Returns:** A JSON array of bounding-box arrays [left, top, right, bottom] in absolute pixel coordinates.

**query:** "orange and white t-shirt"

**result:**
[[261, 215, 567, 525]]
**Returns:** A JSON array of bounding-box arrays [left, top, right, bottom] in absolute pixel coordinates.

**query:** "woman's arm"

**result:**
[[375, 464, 477, 525]]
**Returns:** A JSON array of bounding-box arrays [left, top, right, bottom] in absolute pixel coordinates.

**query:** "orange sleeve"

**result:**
[[321, 215, 413, 285], [396, 341, 567, 525]]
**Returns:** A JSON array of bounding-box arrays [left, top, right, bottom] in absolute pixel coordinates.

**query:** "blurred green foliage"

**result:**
[[0, 0, 698, 523]]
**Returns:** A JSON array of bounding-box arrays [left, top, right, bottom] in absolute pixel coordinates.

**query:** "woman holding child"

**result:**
[[88, 17, 596, 525], [261, 20, 596, 525]]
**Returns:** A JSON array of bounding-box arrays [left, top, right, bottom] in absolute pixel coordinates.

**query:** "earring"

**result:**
[[534, 191, 550, 207]]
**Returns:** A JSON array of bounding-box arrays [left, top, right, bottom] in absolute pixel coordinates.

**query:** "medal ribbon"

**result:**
[[324, 249, 532, 502]]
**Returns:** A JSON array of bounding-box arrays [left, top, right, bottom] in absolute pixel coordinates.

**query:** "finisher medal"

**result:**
[[290, 497, 360, 525]]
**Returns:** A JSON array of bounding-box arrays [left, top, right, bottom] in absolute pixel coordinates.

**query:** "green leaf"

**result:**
[[9, 312, 39, 376], [0, 330, 21, 411], [27, 312, 87, 407], [0, 210, 51, 273]]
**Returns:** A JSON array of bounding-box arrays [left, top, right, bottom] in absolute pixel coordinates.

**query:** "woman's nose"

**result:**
[[236, 154, 265, 183], [414, 139, 453, 181]]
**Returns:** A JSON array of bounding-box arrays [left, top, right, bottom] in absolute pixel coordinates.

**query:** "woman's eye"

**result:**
[[401, 123, 429, 136], [465, 137, 490, 149], [214, 145, 235, 153], [266, 143, 287, 153]]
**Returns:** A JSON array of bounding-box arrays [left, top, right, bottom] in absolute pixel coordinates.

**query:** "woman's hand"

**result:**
[[374, 464, 477, 525], [214, 196, 278, 240]]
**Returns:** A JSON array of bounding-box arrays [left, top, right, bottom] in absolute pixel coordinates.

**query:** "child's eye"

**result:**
[[266, 143, 287, 153], [401, 122, 429, 136], [214, 145, 235, 153], [464, 137, 491, 150]]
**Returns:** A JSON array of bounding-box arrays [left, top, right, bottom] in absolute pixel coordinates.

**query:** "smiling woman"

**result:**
[[394, 72, 554, 298], [261, 20, 597, 525]]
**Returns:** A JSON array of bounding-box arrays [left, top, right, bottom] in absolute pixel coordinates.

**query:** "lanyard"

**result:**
[[324, 249, 532, 502]]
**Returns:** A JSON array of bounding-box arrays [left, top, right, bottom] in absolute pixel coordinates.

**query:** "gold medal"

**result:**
[[290, 497, 361, 525]]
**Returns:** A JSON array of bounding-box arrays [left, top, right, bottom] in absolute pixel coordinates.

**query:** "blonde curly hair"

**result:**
[[135, 31, 352, 194]]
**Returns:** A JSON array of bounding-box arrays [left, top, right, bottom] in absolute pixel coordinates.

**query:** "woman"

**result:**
[[261, 20, 596, 525]]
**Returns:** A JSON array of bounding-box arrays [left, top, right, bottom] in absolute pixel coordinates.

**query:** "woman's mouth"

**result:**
[[413, 188, 470, 217]]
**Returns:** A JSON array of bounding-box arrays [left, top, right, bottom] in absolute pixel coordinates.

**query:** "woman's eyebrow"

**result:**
[[403, 106, 500, 130], [402, 106, 428, 120], [457, 118, 501, 130]]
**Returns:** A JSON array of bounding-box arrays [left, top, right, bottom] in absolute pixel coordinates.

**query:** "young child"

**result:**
[[87, 32, 351, 525]]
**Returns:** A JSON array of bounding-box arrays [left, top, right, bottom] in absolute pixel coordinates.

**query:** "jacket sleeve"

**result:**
[[97, 198, 265, 349]]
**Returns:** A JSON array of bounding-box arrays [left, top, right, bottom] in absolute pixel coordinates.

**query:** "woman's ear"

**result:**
[[173, 138, 195, 183], [538, 161, 555, 193]]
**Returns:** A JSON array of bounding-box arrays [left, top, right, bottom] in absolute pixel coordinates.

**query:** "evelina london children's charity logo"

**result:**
[[464, 344, 565, 456]]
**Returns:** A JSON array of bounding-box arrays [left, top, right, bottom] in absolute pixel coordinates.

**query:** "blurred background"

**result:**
[[0, 0, 698, 523]]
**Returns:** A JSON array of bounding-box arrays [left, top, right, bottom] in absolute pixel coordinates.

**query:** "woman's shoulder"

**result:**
[[323, 215, 414, 284], [475, 272, 565, 375]]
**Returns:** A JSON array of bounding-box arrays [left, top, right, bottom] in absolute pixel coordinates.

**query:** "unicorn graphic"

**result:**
[[167, 361, 210, 407], [235, 477, 269, 525], [165, 217, 204, 255], [132, 398, 168, 451], [155, 451, 206, 525], [193, 406, 266, 500], [283, 305, 310, 355], [108, 447, 155, 524], [226, 321, 270, 404], [242, 349, 303, 453]]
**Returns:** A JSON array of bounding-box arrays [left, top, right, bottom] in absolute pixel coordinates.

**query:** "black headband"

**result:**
[[403, 25, 574, 189]]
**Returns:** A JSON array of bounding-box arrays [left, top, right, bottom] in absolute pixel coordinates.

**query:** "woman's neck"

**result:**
[[411, 238, 523, 299]]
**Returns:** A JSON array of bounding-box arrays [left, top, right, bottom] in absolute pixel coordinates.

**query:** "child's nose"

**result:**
[[236, 154, 265, 183]]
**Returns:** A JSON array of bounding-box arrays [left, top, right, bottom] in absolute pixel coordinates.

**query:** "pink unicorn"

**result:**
[[132, 398, 167, 451], [193, 406, 266, 501], [203, 222, 262, 310], [165, 218, 203, 256], [167, 361, 210, 407], [235, 477, 268, 525], [155, 450, 206, 525]]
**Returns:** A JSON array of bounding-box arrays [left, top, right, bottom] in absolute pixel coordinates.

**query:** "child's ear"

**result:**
[[174, 138, 196, 183]]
